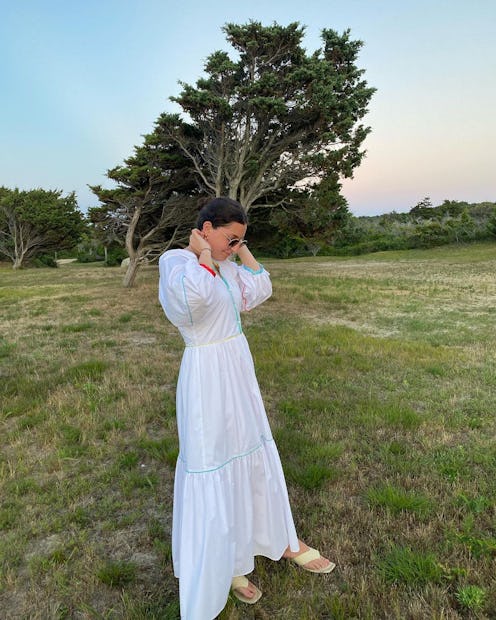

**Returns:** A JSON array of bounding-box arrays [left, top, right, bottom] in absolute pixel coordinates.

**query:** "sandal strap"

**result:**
[[292, 547, 321, 566], [232, 575, 249, 589]]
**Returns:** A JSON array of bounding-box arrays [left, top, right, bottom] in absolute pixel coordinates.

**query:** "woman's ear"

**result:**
[[202, 221, 213, 236]]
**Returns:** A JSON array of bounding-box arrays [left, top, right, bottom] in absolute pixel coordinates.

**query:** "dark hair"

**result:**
[[196, 196, 248, 229]]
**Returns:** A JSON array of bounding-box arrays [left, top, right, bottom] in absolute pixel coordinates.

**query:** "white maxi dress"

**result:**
[[158, 249, 299, 620]]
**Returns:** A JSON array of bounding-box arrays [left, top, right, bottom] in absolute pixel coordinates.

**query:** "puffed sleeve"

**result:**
[[158, 251, 216, 327], [232, 262, 272, 311]]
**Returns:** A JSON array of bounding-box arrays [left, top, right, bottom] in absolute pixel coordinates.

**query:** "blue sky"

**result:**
[[1, 0, 495, 216]]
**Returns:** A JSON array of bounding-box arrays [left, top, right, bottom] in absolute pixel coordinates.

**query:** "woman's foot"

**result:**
[[231, 576, 262, 604], [283, 539, 335, 573]]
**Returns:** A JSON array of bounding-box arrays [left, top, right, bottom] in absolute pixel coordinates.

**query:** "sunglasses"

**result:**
[[219, 230, 246, 248]]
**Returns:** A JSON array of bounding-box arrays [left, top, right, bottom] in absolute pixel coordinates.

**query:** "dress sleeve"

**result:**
[[233, 262, 272, 311], [158, 252, 216, 327]]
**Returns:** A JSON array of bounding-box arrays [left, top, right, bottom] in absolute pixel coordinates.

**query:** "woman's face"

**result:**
[[202, 221, 247, 261]]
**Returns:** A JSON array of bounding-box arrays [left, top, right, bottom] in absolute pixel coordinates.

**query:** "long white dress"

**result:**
[[158, 249, 299, 620]]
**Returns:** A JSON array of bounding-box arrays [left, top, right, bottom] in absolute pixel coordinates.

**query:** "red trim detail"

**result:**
[[199, 263, 216, 277]]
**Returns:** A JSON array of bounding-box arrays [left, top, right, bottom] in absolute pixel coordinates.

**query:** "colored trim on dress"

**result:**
[[178, 434, 275, 473], [242, 263, 264, 275], [199, 263, 216, 277]]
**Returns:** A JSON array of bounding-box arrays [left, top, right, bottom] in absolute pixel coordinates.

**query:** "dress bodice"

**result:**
[[158, 249, 271, 347]]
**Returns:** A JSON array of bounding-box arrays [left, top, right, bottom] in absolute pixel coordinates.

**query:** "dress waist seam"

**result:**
[[184, 331, 243, 348]]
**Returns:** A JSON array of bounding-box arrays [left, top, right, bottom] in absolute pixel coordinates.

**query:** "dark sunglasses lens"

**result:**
[[228, 239, 240, 247]]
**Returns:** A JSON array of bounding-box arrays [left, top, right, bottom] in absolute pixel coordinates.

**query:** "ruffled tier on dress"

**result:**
[[173, 436, 298, 620]]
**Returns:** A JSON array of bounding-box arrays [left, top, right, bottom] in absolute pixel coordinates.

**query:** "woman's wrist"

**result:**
[[198, 247, 215, 275], [236, 243, 249, 255], [237, 244, 259, 270], [198, 248, 212, 261], [198, 247, 214, 264]]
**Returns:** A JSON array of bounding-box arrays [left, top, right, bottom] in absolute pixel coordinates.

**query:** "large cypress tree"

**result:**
[[91, 21, 375, 286], [165, 21, 375, 210]]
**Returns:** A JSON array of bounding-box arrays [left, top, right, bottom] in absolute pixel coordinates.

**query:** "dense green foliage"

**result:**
[[0, 187, 86, 268], [89, 128, 199, 286], [168, 21, 375, 209]]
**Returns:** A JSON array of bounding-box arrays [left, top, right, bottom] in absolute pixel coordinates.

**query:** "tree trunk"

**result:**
[[13, 234, 26, 269], [122, 204, 142, 288], [122, 255, 140, 288]]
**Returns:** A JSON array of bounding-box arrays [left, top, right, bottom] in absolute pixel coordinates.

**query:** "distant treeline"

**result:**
[[331, 199, 496, 255], [250, 198, 496, 257]]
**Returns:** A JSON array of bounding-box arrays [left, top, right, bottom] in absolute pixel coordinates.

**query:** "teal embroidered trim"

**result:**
[[242, 263, 264, 275], [216, 264, 243, 333], [179, 435, 274, 474]]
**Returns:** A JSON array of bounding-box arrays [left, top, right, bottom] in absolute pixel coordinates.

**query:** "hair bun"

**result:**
[[196, 196, 248, 228], [196, 196, 215, 211]]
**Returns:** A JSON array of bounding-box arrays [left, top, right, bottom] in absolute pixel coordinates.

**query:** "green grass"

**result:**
[[455, 584, 488, 612], [377, 546, 444, 586], [96, 559, 137, 587], [365, 484, 432, 516], [1, 243, 496, 618]]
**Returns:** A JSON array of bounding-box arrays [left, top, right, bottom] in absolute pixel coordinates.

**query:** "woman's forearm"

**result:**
[[236, 244, 261, 271]]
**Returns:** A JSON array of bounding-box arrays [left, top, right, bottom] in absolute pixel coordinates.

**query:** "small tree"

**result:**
[[409, 197, 434, 220], [0, 187, 85, 269], [90, 127, 200, 287]]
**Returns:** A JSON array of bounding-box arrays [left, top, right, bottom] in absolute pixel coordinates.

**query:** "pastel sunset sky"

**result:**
[[1, 0, 494, 216]]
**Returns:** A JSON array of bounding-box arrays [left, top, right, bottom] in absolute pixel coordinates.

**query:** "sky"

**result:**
[[1, 0, 495, 217]]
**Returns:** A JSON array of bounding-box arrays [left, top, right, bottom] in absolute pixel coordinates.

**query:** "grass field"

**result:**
[[1, 242, 496, 619]]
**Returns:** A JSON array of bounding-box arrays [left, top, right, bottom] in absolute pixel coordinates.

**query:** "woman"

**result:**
[[158, 197, 334, 620]]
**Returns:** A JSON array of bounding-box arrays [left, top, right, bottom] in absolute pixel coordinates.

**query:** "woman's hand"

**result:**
[[189, 229, 211, 257]]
